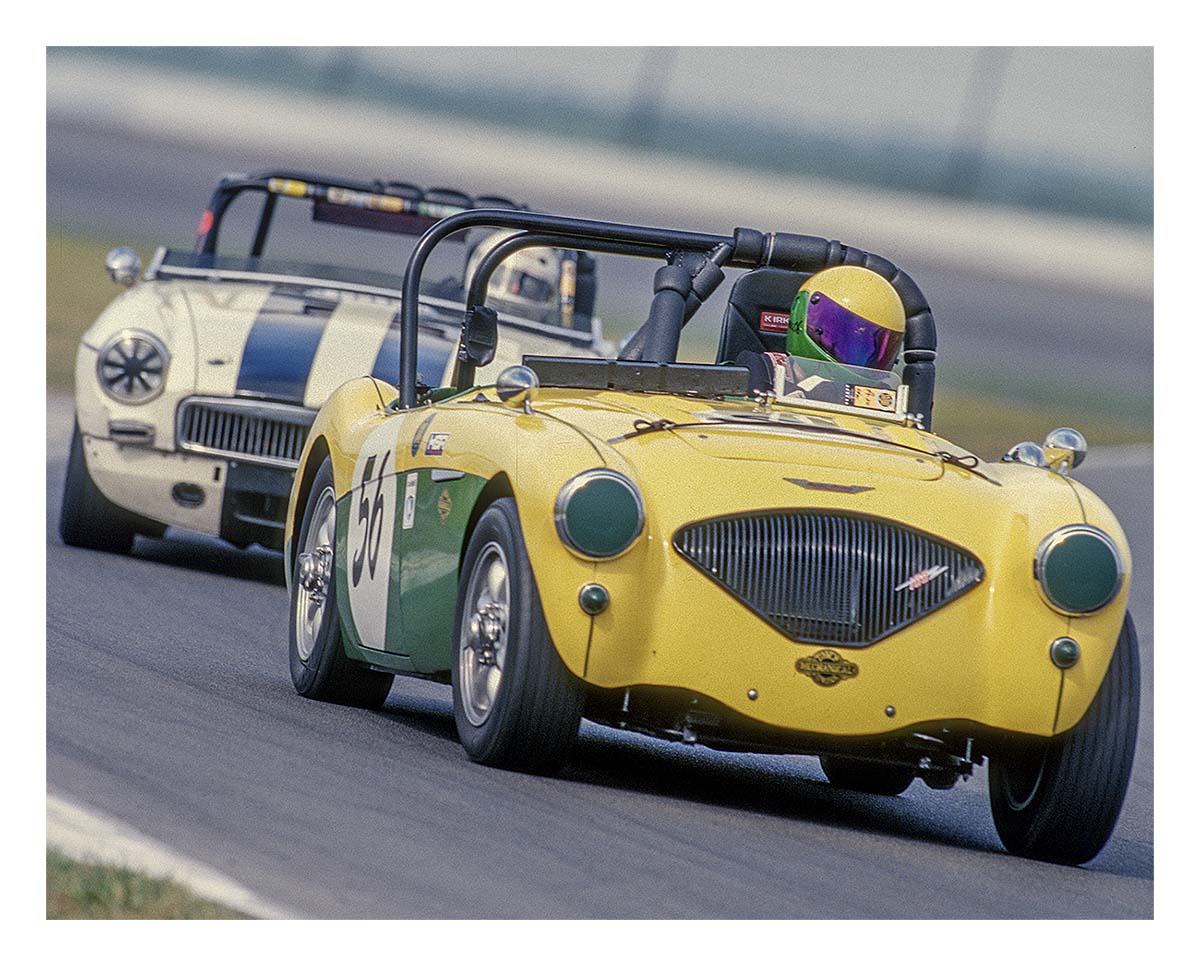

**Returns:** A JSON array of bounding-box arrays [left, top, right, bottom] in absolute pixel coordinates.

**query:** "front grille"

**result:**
[[673, 511, 984, 646], [176, 397, 315, 469]]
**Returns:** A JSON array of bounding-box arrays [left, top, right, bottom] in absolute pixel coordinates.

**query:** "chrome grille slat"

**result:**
[[674, 510, 984, 647], [176, 398, 316, 469]]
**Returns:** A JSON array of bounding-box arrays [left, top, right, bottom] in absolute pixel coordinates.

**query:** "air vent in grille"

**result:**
[[176, 397, 315, 469], [673, 511, 984, 646]]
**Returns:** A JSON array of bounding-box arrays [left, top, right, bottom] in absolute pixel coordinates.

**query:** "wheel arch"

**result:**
[[286, 433, 331, 578], [458, 472, 515, 577]]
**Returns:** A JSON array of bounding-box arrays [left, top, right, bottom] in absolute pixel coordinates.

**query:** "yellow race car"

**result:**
[[284, 210, 1137, 866]]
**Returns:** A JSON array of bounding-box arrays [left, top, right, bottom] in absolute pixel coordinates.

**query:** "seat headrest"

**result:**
[[716, 268, 809, 364]]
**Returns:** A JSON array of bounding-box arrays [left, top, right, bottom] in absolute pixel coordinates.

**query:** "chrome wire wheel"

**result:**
[[294, 485, 336, 663], [458, 541, 510, 726]]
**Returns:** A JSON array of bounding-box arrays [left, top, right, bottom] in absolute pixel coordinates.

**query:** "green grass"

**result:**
[[47, 848, 249, 919], [929, 388, 1150, 461], [46, 232, 154, 390]]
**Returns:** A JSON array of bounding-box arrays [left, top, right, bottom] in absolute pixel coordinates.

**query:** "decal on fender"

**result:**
[[425, 432, 450, 456], [437, 488, 453, 523], [411, 414, 436, 456], [402, 472, 418, 530]]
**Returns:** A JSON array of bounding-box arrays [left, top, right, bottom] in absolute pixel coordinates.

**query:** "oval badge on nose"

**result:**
[[796, 649, 859, 687]]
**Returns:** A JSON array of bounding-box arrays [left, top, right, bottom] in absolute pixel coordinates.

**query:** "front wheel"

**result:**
[[988, 612, 1140, 865], [451, 498, 584, 774], [59, 421, 136, 554], [288, 457, 393, 709]]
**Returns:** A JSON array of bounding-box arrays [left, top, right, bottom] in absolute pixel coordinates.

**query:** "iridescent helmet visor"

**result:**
[[804, 291, 904, 370]]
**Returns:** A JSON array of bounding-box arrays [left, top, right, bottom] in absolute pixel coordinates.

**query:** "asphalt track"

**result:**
[[46, 393, 1153, 918]]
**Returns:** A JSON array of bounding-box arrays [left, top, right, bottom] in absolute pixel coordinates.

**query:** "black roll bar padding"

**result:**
[[399, 209, 732, 407], [250, 191, 278, 258], [730, 227, 938, 427], [640, 263, 695, 363], [456, 230, 671, 390]]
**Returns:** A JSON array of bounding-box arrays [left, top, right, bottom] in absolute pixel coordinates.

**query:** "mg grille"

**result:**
[[176, 398, 315, 469], [673, 511, 984, 646]]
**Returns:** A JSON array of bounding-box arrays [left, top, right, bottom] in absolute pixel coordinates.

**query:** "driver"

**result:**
[[737, 265, 905, 395], [465, 230, 561, 326]]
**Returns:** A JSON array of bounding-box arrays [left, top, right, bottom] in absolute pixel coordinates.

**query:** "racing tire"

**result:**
[[451, 498, 584, 774], [819, 755, 915, 796], [988, 612, 1140, 865], [59, 420, 137, 554], [288, 457, 393, 710]]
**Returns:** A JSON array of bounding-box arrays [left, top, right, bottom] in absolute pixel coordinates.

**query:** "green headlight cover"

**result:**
[[1039, 528, 1122, 613], [559, 473, 642, 558]]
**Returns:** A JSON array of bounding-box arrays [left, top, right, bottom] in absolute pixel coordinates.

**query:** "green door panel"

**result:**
[[396, 469, 488, 674]]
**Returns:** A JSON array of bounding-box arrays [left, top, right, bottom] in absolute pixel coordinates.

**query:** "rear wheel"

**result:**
[[59, 421, 136, 554], [988, 612, 1140, 865], [288, 457, 393, 709], [451, 498, 584, 774], [820, 755, 915, 796]]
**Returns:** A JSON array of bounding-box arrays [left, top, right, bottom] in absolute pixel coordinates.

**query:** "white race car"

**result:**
[[60, 171, 605, 554]]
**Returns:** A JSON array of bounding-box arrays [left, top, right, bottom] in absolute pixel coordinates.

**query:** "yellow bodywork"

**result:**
[[287, 376, 1131, 742]]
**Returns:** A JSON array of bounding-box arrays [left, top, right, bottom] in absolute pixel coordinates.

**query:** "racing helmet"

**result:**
[[787, 265, 905, 371], [465, 231, 559, 324]]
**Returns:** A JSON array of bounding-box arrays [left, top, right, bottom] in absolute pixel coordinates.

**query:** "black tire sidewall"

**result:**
[[451, 498, 573, 764], [59, 420, 136, 553], [988, 612, 1140, 863], [288, 459, 343, 695], [452, 500, 522, 759]]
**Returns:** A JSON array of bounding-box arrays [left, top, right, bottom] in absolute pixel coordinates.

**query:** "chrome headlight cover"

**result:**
[[1034, 524, 1125, 615], [96, 329, 169, 404], [554, 469, 645, 560]]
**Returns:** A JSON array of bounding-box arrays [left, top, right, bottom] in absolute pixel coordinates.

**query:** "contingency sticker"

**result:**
[[847, 385, 898, 413], [424, 432, 450, 456], [402, 472, 418, 530]]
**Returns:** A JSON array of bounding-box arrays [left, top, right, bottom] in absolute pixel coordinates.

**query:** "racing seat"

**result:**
[[716, 268, 809, 390], [715, 267, 809, 363]]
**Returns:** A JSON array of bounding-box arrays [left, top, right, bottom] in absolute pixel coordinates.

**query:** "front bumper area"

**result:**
[[526, 505, 1128, 744], [82, 434, 293, 549]]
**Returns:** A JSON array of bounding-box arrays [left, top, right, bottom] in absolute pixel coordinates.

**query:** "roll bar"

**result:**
[[399, 210, 937, 426]]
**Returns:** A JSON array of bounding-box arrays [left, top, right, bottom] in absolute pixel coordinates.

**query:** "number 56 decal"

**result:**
[[352, 450, 391, 588], [346, 432, 401, 651]]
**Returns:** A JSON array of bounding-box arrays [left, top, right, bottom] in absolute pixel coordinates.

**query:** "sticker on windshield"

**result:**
[[848, 385, 899, 412]]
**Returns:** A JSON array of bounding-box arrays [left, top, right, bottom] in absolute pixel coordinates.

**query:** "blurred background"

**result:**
[[46, 46, 1152, 456]]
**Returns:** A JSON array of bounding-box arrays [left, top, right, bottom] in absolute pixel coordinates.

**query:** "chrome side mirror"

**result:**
[[1002, 441, 1048, 468], [105, 247, 142, 287], [1043, 427, 1087, 475], [496, 365, 539, 413]]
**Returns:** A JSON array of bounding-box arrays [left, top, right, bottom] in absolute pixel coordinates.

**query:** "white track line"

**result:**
[[47, 794, 297, 919]]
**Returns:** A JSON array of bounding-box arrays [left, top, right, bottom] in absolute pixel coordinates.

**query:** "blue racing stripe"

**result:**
[[371, 320, 456, 389], [236, 290, 333, 403]]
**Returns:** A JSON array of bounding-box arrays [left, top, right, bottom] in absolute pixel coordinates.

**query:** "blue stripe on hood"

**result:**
[[236, 290, 333, 403], [371, 320, 456, 390]]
